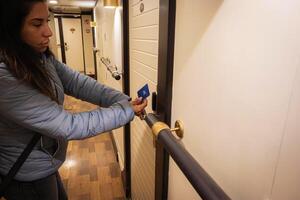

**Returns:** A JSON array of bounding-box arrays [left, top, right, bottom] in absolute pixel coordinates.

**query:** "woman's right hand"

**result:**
[[130, 97, 148, 117]]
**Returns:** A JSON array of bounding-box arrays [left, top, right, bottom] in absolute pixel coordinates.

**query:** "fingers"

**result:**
[[131, 97, 143, 106], [131, 98, 148, 117], [129, 96, 148, 119], [138, 110, 146, 120], [137, 99, 148, 110]]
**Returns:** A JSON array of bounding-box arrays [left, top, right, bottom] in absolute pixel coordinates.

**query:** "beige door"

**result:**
[[62, 18, 85, 73], [129, 0, 159, 199], [54, 17, 62, 62], [81, 15, 95, 76]]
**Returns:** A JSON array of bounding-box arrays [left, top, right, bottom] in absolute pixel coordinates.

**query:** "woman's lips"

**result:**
[[41, 41, 49, 46]]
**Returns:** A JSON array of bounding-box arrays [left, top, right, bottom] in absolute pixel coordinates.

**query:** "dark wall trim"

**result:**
[[155, 0, 176, 199], [157, 1, 176, 124], [54, 15, 81, 18], [122, 0, 131, 198], [81, 11, 93, 15], [57, 17, 66, 63], [91, 11, 98, 80], [50, 10, 92, 15], [80, 17, 87, 74]]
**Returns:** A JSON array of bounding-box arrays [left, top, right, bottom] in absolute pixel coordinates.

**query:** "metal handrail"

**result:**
[[144, 113, 231, 200], [100, 57, 122, 80]]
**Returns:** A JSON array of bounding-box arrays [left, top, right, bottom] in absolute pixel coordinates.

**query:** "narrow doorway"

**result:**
[[54, 15, 96, 78]]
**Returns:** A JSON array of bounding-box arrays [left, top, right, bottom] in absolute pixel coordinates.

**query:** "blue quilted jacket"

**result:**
[[0, 55, 134, 181]]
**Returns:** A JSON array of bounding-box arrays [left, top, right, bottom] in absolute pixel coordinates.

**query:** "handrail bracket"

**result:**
[[152, 120, 184, 139]]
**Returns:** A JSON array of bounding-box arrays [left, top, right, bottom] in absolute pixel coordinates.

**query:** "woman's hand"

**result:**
[[130, 97, 148, 117]]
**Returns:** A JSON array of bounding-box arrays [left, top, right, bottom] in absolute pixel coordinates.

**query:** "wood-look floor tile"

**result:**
[[110, 163, 121, 178], [111, 178, 125, 198], [113, 197, 125, 200], [89, 165, 98, 182], [106, 151, 117, 164], [97, 166, 112, 184], [89, 143, 95, 153], [58, 95, 125, 200], [78, 160, 90, 176], [105, 140, 113, 151], [100, 183, 114, 200], [76, 193, 90, 200], [88, 152, 97, 166]]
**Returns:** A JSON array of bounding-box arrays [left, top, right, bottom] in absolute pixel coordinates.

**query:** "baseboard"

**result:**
[[109, 131, 119, 163]]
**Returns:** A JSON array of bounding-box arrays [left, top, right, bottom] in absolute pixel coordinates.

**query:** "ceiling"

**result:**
[[48, 0, 97, 13]]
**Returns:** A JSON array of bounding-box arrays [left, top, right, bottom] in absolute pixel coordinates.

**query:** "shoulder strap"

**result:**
[[0, 133, 41, 197]]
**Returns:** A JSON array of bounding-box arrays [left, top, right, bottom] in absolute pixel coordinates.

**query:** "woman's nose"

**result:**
[[44, 24, 53, 37]]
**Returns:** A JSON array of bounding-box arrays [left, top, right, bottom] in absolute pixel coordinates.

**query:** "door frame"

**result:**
[[122, 0, 131, 198], [122, 0, 176, 199], [155, 0, 176, 199], [54, 14, 87, 74]]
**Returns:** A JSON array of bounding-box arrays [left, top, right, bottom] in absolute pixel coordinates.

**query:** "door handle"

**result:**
[[64, 42, 69, 51], [152, 92, 157, 112]]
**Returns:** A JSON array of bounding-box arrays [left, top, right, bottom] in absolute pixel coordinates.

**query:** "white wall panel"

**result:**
[[131, 50, 158, 69], [131, 0, 140, 6], [129, 0, 159, 198], [132, 40, 158, 55], [132, 0, 159, 17], [131, 9, 159, 28], [130, 26, 159, 40], [271, 68, 300, 200], [131, 59, 157, 83], [170, 0, 300, 199]]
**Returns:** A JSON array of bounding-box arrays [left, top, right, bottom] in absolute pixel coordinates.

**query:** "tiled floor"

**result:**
[[60, 95, 125, 200]]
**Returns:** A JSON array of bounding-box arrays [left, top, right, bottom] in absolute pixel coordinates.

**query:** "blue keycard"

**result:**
[[137, 84, 150, 100]]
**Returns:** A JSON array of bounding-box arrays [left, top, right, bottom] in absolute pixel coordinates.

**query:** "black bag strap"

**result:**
[[0, 133, 41, 197]]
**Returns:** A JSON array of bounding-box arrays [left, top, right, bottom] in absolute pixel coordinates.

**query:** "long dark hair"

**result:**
[[0, 0, 58, 102]]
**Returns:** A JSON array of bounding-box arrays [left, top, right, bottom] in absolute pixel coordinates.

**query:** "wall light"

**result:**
[[103, 0, 120, 8], [76, 1, 96, 7], [49, 0, 58, 4]]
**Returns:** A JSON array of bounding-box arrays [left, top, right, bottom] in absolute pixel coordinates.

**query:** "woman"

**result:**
[[0, 0, 147, 199]]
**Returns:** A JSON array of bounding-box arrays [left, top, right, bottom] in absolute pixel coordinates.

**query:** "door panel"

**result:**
[[131, 26, 159, 40], [129, 0, 159, 199], [132, 0, 159, 17], [131, 51, 158, 69], [131, 10, 158, 27], [132, 40, 158, 55], [131, 60, 157, 83], [62, 18, 85, 73]]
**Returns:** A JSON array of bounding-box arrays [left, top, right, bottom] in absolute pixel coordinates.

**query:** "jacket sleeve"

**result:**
[[0, 64, 135, 140], [51, 57, 130, 107]]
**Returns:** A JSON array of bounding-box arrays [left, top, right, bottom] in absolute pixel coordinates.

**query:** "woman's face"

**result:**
[[21, 2, 53, 53]]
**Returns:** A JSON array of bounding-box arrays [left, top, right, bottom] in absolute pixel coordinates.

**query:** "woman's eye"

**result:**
[[32, 22, 42, 27], [31, 20, 43, 27]]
